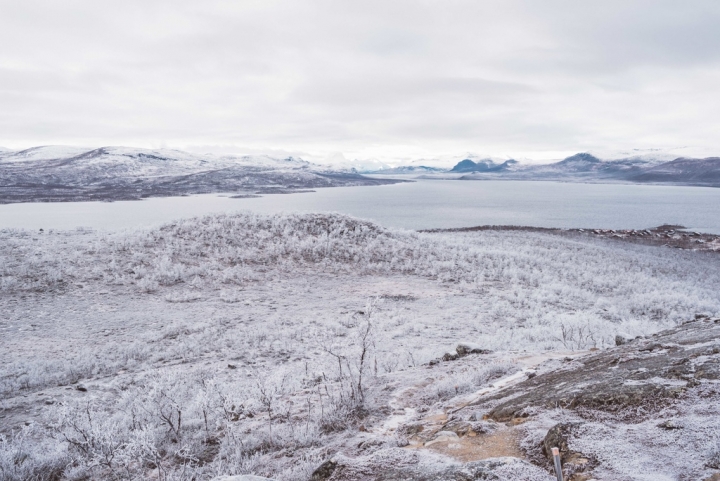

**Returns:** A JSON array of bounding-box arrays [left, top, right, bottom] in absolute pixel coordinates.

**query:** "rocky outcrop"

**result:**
[[309, 448, 550, 481], [478, 317, 720, 421], [435, 343, 492, 364], [310, 460, 338, 481], [456, 342, 492, 356]]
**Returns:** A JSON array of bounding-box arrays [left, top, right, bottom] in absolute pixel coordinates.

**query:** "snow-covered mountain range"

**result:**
[[367, 152, 720, 186], [1, 146, 718, 204], [0, 146, 402, 203]]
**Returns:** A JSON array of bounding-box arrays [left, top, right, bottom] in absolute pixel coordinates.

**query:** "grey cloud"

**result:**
[[292, 76, 535, 107], [1, 0, 719, 161]]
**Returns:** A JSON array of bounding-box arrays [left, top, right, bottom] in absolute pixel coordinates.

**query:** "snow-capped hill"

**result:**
[[630, 157, 720, 184], [0, 146, 319, 180], [589, 147, 699, 165], [321, 154, 393, 173], [0, 146, 313, 170], [0, 146, 403, 204], [217, 153, 312, 169], [365, 165, 446, 174], [556, 152, 601, 167], [0, 145, 93, 163]]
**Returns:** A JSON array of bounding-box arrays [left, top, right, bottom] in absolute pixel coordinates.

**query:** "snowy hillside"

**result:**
[[0, 146, 402, 203]]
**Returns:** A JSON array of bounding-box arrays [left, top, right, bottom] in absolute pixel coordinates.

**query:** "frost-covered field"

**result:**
[[1, 213, 719, 480]]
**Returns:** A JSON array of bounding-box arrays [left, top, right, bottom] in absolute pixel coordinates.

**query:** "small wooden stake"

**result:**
[[552, 447, 563, 481]]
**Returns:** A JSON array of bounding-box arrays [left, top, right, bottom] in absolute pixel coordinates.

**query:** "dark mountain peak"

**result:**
[[450, 159, 482, 172], [451, 158, 519, 173], [559, 153, 601, 164]]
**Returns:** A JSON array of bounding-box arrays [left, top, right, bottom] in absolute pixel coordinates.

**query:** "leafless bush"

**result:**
[[0, 428, 68, 481], [554, 322, 599, 350], [315, 300, 381, 432]]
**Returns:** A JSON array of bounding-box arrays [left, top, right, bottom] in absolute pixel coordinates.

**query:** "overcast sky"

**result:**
[[2, 1, 720, 164]]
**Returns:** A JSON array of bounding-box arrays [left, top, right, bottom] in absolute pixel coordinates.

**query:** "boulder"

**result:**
[[542, 423, 594, 478], [615, 333, 631, 346], [542, 422, 580, 461], [442, 352, 459, 361], [470, 420, 499, 435], [657, 419, 683, 430], [397, 422, 424, 435], [310, 460, 338, 481], [456, 342, 492, 357]]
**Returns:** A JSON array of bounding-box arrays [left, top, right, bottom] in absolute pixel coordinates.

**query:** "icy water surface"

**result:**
[[0, 179, 719, 232]]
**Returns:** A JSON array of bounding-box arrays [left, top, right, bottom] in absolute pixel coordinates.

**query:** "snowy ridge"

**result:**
[[0, 146, 402, 203]]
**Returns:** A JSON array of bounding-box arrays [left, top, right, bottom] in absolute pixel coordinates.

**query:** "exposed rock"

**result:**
[[424, 430, 460, 447], [315, 448, 550, 480], [357, 438, 384, 452], [542, 423, 594, 479], [470, 420, 500, 435], [657, 419, 683, 430], [442, 419, 474, 436], [75, 384, 87, 392], [707, 449, 720, 470], [478, 318, 720, 421], [615, 334, 631, 346], [310, 460, 338, 481], [456, 342, 492, 357], [542, 423, 580, 461], [442, 352, 459, 361], [397, 422, 424, 435]]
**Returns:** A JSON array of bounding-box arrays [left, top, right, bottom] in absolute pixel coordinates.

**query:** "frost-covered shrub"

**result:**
[[421, 361, 520, 403], [0, 428, 68, 481], [0, 360, 352, 480]]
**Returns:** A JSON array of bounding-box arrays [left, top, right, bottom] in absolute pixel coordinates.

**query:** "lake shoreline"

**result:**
[[1, 179, 719, 233]]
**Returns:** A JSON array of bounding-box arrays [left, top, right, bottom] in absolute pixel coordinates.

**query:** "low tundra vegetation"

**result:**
[[1, 212, 719, 480]]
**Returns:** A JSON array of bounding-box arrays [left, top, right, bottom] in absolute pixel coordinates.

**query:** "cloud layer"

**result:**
[[2, 1, 719, 163]]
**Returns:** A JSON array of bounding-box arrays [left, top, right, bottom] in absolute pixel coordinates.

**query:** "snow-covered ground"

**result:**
[[1, 213, 719, 480]]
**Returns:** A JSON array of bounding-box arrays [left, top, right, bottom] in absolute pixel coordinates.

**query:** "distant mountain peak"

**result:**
[[450, 159, 482, 172], [559, 152, 601, 164], [450, 158, 518, 173]]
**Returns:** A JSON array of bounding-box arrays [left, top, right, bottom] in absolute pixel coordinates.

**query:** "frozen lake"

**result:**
[[0, 179, 719, 233]]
